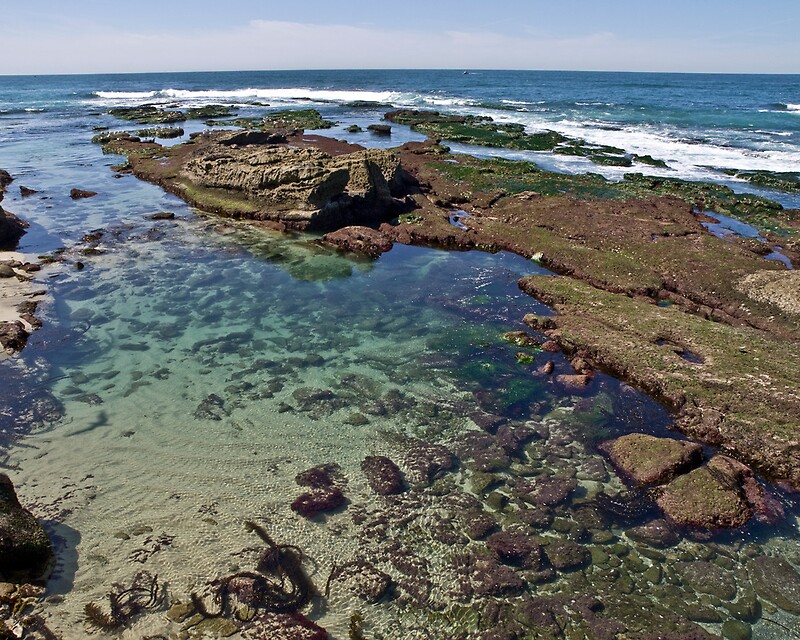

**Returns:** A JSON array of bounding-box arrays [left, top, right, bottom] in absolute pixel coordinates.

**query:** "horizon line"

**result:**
[[2, 67, 800, 78]]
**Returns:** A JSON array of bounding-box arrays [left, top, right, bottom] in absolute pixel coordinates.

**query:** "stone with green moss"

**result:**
[[185, 104, 237, 120]]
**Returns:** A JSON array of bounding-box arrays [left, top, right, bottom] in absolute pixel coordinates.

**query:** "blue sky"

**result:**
[[1, 0, 798, 74]]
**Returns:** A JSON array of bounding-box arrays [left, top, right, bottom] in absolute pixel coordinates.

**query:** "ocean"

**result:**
[[0, 69, 798, 639]]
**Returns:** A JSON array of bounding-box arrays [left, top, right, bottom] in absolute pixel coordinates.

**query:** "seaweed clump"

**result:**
[[84, 570, 164, 630], [190, 521, 314, 620]]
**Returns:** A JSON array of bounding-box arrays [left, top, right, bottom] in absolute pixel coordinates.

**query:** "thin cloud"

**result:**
[[0, 19, 795, 74]]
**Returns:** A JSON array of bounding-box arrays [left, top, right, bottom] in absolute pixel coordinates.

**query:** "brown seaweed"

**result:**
[[190, 521, 314, 621], [84, 571, 164, 630]]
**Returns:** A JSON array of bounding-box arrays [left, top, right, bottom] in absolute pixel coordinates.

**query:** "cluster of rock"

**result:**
[[601, 433, 783, 529]]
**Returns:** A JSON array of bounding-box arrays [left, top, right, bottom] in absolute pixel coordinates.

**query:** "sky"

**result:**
[[1, 0, 798, 75]]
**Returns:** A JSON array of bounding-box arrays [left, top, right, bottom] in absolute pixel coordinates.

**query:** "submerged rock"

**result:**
[[601, 433, 704, 486], [291, 487, 346, 518], [0, 321, 28, 355], [0, 474, 53, 582], [361, 456, 405, 495], [748, 555, 800, 614]]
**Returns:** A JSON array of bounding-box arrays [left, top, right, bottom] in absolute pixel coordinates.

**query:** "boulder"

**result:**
[[0, 474, 53, 582], [322, 226, 393, 258], [601, 433, 704, 485], [0, 321, 29, 354], [656, 463, 752, 528]]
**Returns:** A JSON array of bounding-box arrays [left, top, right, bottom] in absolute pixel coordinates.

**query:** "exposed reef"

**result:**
[[95, 129, 412, 231]]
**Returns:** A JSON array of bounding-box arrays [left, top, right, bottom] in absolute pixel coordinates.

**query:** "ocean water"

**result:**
[[0, 70, 799, 639]]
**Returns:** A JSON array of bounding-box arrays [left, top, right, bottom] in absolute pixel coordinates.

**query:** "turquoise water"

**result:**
[[0, 70, 799, 639]]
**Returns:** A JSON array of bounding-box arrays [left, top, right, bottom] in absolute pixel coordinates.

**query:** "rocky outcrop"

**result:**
[[179, 137, 401, 229], [0, 170, 28, 250], [0, 474, 53, 582]]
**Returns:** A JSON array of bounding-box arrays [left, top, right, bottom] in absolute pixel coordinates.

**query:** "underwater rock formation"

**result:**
[[0, 474, 53, 582]]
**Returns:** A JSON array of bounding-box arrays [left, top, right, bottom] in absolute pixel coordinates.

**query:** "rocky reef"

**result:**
[[95, 129, 412, 231]]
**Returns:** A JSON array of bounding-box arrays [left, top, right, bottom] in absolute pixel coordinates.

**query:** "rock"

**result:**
[[219, 130, 286, 146], [625, 518, 679, 548], [0, 208, 28, 250], [401, 440, 456, 487], [193, 394, 227, 420], [678, 560, 738, 600], [657, 464, 752, 528], [0, 264, 15, 278], [0, 474, 53, 581], [145, 211, 176, 220], [322, 226, 393, 258], [721, 620, 752, 640], [516, 476, 577, 507], [368, 124, 391, 135], [179, 134, 403, 230], [334, 561, 392, 603], [748, 555, 800, 614], [462, 511, 497, 539], [290, 487, 345, 517], [544, 541, 591, 570], [0, 321, 28, 354], [345, 125, 363, 133], [555, 373, 592, 393], [361, 456, 405, 495], [242, 612, 329, 640], [601, 433, 704, 485], [0, 170, 11, 189], [486, 531, 544, 569], [295, 463, 341, 489], [108, 105, 186, 124], [19, 186, 38, 197], [70, 188, 97, 199], [470, 557, 525, 597]]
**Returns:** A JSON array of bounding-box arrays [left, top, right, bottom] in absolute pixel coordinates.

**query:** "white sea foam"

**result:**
[[787, 103, 800, 112], [94, 91, 159, 99]]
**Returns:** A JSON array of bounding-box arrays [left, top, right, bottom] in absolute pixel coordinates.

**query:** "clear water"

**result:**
[[1, 70, 799, 639]]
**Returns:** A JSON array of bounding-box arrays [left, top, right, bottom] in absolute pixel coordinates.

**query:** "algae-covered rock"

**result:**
[[108, 105, 186, 124], [678, 560, 738, 600], [747, 555, 800, 614], [602, 433, 703, 486], [0, 474, 53, 582], [625, 518, 679, 548], [657, 465, 752, 528]]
